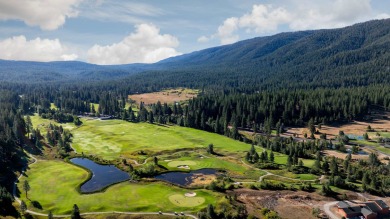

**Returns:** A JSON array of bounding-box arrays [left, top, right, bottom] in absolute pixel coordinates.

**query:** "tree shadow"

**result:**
[[157, 164, 168, 170], [31, 200, 43, 210]]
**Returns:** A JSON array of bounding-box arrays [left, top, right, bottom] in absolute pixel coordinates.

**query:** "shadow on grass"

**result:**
[[31, 200, 43, 210]]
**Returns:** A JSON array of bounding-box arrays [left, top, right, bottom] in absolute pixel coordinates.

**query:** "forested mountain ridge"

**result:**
[[147, 18, 390, 91], [1, 18, 390, 90], [0, 60, 154, 82]]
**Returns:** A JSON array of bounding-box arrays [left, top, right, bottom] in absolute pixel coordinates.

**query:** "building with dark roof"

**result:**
[[336, 200, 390, 219], [370, 200, 390, 215], [338, 206, 363, 218], [337, 201, 350, 208], [361, 207, 377, 219]]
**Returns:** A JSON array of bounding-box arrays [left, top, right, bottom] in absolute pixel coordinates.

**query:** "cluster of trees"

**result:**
[[197, 203, 247, 219], [0, 90, 27, 216], [45, 124, 73, 156]]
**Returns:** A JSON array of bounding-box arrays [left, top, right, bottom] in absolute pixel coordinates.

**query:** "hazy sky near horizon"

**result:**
[[0, 0, 389, 64]]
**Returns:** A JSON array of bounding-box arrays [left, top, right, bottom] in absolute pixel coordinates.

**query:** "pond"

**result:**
[[347, 134, 364, 140], [154, 168, 218, 186], [70, 158, 130, 193]]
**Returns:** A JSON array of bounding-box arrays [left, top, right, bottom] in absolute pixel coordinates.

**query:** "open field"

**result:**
[[323, 150, 368, 160], [17, 160, 222, 214], [284, 110, 390, 140], [72, 119, 252, 160], [128, 88, 198, 105]]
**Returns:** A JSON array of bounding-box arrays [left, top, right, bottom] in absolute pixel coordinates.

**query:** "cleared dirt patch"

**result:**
[[129, 88, 198, 105], [284, 110, 390, 140], [323, 150, 368, 160], [189, 174, 217, 186], [229, 189, 336, 219]]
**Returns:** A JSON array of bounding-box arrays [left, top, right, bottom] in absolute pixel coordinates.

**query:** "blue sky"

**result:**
[[0, 0, 389, 64]]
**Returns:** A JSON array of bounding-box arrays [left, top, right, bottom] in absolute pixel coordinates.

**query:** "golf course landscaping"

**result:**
[[23, 114, 324, 217], [70, 118, 253, 160], [17, 159, 224, 214]]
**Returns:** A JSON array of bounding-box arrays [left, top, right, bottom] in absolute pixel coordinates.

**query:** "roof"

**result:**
[[372, 200, 389, 209], [337, 201, 350, 208], [340, 206, 361, 215], [365, 202, 381, 213], [361, 207, 376, 217]]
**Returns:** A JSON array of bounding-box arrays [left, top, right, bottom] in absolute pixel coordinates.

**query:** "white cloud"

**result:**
[[212, 4, 292, 45], [206, 0, 386, 45], [0, 35, 78, 61], [0, 0, 81, 30], [87, 23, 181, 64], [80, 0, 164, 24], [197, 36, 210, 43]]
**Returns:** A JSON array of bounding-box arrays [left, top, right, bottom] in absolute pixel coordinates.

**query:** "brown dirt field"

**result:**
[[189, 174, 217, 186], [283, 110, 390, 140], [229, 189, 336, 219], [128, 88, 198, 105], [323, 150, 368, 160]]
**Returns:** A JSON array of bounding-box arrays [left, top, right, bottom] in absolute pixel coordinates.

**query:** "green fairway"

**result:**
[[71, 119, 252, 160], [159, 152, 266, 180], [30, 114, 76, 133], [18, 160, 222, 214], [270, 150, 315, 168], [351, 139, 390, 154], [268, 169, 317, 180]]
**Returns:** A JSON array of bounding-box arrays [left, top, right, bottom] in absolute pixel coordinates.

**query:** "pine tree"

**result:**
[[71, 204, 81, 219], [20, 200, 27, 213], [269, 151, 274, 163], [48, 211, 53, 219], [23, 180, 30, 199]]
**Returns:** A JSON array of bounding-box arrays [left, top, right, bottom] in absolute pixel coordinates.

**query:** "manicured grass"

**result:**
[[159, 152, 266, 180], [72, 119, 252, 160], [351, 139, 390, 154], [168, 194, 205, 207], [50, 103, 57, 110], [268, 169, 317, 180], [297, 173, 318, 180], [30, 114, 76, 133], [270, 150, 315, 168], [18, 160, 222, 214], [368, 132, 390, 138], [167, 160, 197, 167]]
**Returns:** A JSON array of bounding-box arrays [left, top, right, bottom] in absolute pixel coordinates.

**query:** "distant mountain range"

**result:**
[[1, 18, 390, 88]]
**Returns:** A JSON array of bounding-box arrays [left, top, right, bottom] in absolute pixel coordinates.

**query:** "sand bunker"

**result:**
[[177, 165, 190, 169], [185, 192, 197, 197], [168, 160, 196, 167]]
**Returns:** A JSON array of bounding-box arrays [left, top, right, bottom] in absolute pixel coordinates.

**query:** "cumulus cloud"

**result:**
[[211, 4, 291, 45], [197, 36, 210, 43], [0, 35, 78, 61], [0, 0, 82, 30], [87, 23, 181, 64], [206, 0, 386, 45]]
